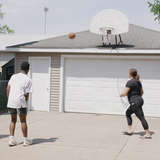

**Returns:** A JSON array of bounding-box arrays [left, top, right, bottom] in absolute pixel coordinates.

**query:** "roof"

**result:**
[[7, 24, 160, 50], [0, 34, 50, 51]]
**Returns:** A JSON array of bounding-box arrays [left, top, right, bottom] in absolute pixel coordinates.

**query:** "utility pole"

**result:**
[[44, 7, 49, 34]]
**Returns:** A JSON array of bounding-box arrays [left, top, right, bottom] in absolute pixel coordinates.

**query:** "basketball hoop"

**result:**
[[100, 27, 114, 46], [89, 9, 129, 47]]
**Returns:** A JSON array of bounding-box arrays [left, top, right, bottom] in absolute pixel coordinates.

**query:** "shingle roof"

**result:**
[[7, 24, 160, 50], [0, 35, 46, 51]]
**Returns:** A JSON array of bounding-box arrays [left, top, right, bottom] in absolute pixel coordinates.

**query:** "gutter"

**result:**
[[6, 47, 160, 55]]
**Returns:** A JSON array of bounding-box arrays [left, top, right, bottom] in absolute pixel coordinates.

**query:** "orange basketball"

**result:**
[[68, 32, 76, 39]]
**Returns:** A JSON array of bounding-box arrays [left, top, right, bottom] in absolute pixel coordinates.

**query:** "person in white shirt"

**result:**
[[7, 62, 32, 146]]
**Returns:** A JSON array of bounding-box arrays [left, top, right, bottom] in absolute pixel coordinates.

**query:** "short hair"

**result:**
[[129, 68, 137, 78], [21, 62, 30, 72]]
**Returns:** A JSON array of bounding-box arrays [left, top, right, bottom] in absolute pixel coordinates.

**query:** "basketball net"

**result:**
[[100, 27, 114, 46]]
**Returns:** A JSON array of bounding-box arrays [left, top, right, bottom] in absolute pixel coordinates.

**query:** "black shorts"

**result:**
[[8, 108, 27, 115]]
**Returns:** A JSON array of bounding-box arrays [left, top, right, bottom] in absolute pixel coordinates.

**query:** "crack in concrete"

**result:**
[[113, 121, 138, 160]]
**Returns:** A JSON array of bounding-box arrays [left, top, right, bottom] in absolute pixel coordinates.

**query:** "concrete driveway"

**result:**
[[0, 111, 159, 160]]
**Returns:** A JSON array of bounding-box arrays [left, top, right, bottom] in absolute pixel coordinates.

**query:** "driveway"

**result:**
[[0, 111, 159, 160]]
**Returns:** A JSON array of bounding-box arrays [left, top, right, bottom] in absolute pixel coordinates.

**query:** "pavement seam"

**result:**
[[113, 120, 138, 160]]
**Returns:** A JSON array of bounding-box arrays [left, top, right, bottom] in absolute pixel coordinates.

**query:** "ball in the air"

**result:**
[[68, 32, 76, 39]]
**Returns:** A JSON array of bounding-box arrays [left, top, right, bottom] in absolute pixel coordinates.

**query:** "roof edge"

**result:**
[[6, 47, 160, 54]]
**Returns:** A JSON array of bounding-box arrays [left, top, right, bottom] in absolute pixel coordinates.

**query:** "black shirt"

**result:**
[[126, 78, 142, 102], [137, 81, 142, 89]]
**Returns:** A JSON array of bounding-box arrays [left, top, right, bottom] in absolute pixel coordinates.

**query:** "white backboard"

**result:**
[[90, 9, 129, 35]]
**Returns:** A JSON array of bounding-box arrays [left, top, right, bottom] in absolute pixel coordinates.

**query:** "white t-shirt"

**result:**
[[7, 73, 32, 109]]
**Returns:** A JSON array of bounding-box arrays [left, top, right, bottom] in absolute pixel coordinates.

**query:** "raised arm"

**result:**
[[120, 87, 130, 97]]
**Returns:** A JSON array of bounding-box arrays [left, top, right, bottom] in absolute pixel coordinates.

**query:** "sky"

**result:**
[[0, 0, 159, 36]]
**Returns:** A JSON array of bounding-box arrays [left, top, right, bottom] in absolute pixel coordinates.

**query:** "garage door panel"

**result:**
[[63, 58, 160, 116], [143, 105, 160, 117], [65, 86, 119, 95], [66, 78, 121, 86], [65, 102, 124, 114], [143, 80, 160, 88], [143, 80, 160, 108], [65, 85, 121, 102], [65, 59, 129, 78], [65, 96, 121, 103]]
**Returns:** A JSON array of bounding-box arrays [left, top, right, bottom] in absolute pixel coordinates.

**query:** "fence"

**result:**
[[0, 80, 8, 110]]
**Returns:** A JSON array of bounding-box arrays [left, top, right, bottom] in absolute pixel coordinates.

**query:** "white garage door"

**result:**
[[63, 56, 160, 116]]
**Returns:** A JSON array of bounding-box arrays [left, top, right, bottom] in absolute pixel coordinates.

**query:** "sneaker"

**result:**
[[124, 131, 133, 136], [9, 136, 17, 147], [144, 134, 152, 139], [23, 138, 32, 146]]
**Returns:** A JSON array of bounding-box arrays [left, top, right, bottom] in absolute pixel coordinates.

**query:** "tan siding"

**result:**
[[50, 54, 61, 110]]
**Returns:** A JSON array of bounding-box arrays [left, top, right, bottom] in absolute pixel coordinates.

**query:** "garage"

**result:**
[[7, 24, 160, 117], [61, 56, 160, 116]]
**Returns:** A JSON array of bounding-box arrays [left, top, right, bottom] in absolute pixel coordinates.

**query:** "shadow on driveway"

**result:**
[[123, 131, 155, 136], [32, 137, 58, 145], [132, 131, 155, 136], [0, 134, 9, 139]]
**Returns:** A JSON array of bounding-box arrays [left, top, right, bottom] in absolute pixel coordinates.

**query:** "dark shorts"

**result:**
[[130, 96, 144, 107], [8, 108, 27, 115]]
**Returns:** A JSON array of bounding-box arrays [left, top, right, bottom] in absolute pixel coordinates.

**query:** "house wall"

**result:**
[[15, 52, 160, 113], [15, 52, 119, 111], [15, 53, 61, 111]]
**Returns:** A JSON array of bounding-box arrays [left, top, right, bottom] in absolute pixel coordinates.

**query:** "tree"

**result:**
[[0, 4, 14, 34], [148, 0, 160, 23]]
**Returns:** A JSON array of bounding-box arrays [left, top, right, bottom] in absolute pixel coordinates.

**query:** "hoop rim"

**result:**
[[99, 27, 115, 35]]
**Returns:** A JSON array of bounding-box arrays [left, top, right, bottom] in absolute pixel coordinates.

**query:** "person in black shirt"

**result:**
[[120, 68, 151, 138]]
